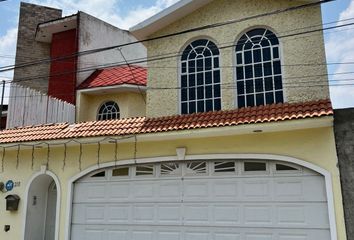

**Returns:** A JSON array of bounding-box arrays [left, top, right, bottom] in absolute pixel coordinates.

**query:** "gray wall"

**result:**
[[13, 2, 62, 93], [334, 108, 354, 240], [77, 12, 147, 86]]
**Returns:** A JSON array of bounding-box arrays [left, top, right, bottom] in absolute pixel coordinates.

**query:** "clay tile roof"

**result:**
[[0, 99, 333, 144], [77, 65, 147, 90]]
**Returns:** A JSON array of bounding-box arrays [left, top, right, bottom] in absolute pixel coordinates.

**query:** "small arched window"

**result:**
[[97, 101, 120, 121], [235, 28, 283, 108], [180, 39, 221, 114]]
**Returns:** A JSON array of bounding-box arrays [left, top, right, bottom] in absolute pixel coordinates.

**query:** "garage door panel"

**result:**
[[274, 176, 327, 201], [72, 161, 331, 240], [71, 225, 331, 240], [107, 230, 129, 240], [73, 183, 107, 202]]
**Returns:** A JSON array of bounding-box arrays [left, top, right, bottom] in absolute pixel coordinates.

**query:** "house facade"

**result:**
[[0, 0, 347, 240]]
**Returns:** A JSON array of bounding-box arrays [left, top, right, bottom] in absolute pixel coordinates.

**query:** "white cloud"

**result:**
[[29, 0, 179, 29], [325, 0, 354, 109], [0, 27, 17, 104]]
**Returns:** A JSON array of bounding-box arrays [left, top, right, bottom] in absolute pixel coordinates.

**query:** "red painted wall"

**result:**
[[48, 29, 77, 104]]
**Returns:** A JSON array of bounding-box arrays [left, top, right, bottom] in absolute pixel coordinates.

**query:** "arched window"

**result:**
[[235, 28, 283, 108], [180, 39, 221, 114], [97, 101, 120, 121]]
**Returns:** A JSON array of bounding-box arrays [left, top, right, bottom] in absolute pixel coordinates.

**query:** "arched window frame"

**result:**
[[235, 28, 284, 108], [180, 38, 222, 114], [97, 101, 120, 121]]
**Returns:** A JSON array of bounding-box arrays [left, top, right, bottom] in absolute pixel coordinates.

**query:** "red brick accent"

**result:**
[[48, 29, 77, 104]]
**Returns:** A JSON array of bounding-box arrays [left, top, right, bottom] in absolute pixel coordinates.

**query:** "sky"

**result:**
[[0, 0, 353, 109]]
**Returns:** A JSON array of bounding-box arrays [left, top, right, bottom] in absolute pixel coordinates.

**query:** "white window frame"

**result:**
[[180, 39, 221, 114], [97, 101, 120, 121], [235, 28, 284, 108]]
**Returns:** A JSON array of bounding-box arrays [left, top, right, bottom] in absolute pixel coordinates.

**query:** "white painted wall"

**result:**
[[6, 84, 75, 128], [77, 12, 147, 86], [24, 175, 54, 240]]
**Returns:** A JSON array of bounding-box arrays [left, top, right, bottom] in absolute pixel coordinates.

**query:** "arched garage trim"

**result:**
[[64, 154, 337, 240], [22, 166, 61, 240]]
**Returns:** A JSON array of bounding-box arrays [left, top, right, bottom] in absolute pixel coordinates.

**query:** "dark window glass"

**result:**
[[189, 60, 195, 73], [181, 39, 221, 114], [266, 92, 274, 104], [276, 164, 298, 171], [253, 49, 262, 62], [181, 75, 187, 88], [197, 58, 203, 71], [206, 100, 213, 112], [197, 101, 204, 112], [244, 50, 252, 64], [273, 61, 281, 75], [214, 71, 220, 83], [214, 84, 221, 98], [254, 64, 262, 77], [189, 101, 196, 113], [264, 62, 272, 76], [197, 86, 204, 99], [214, 57, 219, 68], [189, 75, 195, 87], [181, 103, 188, 114], [245, 65, 253, 79], [206, 85, 213, 98], [246, 80, 254, 94], [265, 77, 273, 91], [197, 73, 204, 85], [189, 88, 195, 100], [235, 28, 282, 108], [256, 93, 264, 105], [214, 99, 221, 110], [274, 76, 283, 90], [255, 78, 263, 92], [238, 96, 245, 108], [246, 95, 255, 107], [182, 62, 187, 73], [236, 67, 244, 79], [112, 167, 129, 177], [92, 171, 105, 177], [244, 162, 266, 171], [205, 71, 212, 84], [237, 81, 245, 95], [236, 53, 243, 64], [263, 47, 271, 61], [275, 91, 283, 103], [214, 162, 236, 173], [181, 89, 187, 100], [273, 47, 279, 59]]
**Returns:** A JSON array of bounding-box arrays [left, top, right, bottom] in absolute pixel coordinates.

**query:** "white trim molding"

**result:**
[[64, 153, 338, 240], [22, 170, 61, 240]]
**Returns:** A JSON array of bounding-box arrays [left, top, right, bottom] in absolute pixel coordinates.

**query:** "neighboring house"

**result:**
[[7, 2, 146, 128], [334, 108, 354, 240], [0, 1, 347, 240]]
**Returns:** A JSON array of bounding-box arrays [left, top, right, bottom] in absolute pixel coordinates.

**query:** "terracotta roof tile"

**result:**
[[77, 65, 147, 89], [0, 100, 333, 144]]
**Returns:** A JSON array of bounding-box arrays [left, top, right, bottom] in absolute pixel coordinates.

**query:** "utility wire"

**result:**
[[0, 0, 333, 72], [3, 19, 354, 87]]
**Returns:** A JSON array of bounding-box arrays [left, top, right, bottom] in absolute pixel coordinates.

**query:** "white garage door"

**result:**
[[71, 160, 331, 240]]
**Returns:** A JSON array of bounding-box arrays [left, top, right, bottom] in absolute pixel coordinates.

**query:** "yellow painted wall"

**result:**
[[0, 126, 346, 240], [145, 0, 329, 117], [77, 91, 146, 122]]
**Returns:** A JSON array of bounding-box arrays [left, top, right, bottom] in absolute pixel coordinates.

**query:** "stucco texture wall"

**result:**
[[0, 126, 346, 240], [145, 0, 329, 117], [77, 91, 146, 122], [334, 108, 354, 240], [77, 12, 147, 86]]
